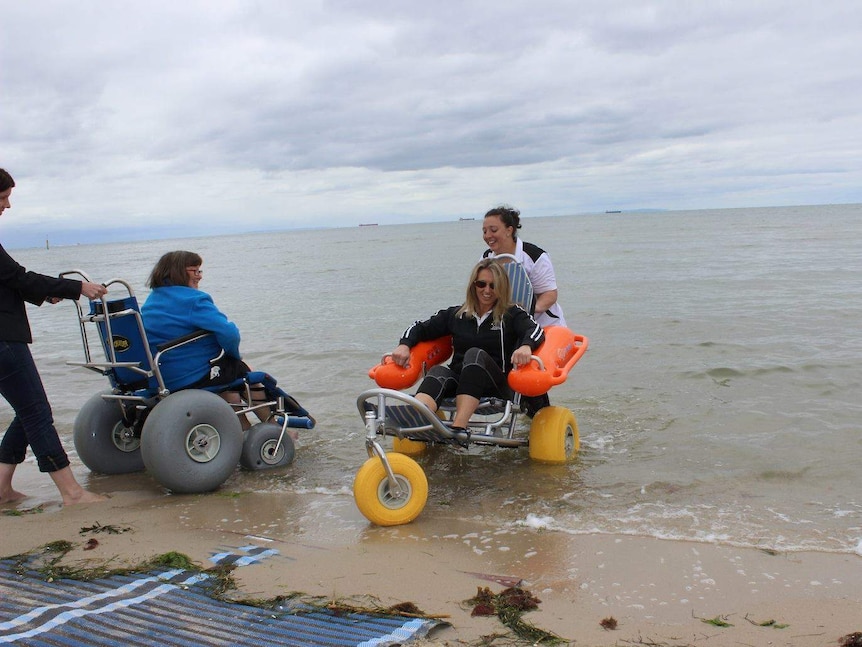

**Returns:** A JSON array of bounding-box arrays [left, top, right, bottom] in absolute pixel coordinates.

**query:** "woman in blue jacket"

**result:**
[[390, 258, 544, 433], [142, 250, 247, 393]]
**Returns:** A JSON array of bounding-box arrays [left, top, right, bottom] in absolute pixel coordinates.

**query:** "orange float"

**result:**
[[369, 336, 453, 390], [508, 326, 589, 397]]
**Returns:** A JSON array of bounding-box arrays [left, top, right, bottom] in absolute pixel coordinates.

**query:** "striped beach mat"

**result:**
[[0, 558, 442, 646]]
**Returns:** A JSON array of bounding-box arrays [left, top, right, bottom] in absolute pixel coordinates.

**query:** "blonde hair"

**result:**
[[457, 258, 511, 323]]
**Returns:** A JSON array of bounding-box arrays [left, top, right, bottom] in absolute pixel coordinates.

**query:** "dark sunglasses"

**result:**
[[474, 280, 495, 289]]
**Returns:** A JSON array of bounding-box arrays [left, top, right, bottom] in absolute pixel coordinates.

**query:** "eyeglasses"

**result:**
[[186, 268, 203, 276], [474, 280, 495, 289]]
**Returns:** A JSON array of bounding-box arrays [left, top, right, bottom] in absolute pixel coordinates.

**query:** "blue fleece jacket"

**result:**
[[141, 286, 241, 390]]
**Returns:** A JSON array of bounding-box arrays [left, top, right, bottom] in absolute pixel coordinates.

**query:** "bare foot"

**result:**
[[0, 489, 28, 505], [62, 490, 109, 506], [50, 466, 108, 506]]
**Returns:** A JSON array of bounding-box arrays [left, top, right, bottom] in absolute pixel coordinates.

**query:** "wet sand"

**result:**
[[2, 464, 861, 647]]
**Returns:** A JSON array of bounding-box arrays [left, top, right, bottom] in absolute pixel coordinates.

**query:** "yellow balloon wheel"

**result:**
[[353, 453, 429, 526], [528, 406, 580, 464], [392, 436, 427, 456]]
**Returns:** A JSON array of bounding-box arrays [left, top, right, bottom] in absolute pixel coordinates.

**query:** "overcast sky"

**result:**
[[2, 1, 861, 247]]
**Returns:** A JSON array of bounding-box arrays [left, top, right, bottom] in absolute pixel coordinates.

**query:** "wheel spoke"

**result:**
[[260, 439, 284, 464], [378, 476, 411, 509], [112, 423, 141, 453], [186, 424, 221, 462]]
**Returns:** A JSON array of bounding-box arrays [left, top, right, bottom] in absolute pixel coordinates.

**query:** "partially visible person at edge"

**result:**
[[481, 205, 567, 329], [141, 251, 266, 430], [390, 259, 544, 436], [0, 168, 108, 506]]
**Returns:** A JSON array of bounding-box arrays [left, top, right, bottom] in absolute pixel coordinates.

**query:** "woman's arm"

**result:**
[[527, 252, 561, 317], [0, 245, 83, 303], [398, 307, 456, 347], [534, 288, 558, 317], [511, 306, 545, 352], [190, 295, 242, 357], [394, 307, 456, 367]]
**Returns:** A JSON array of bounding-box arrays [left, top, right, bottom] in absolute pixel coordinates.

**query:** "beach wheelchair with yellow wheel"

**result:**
[[62, 270, 315, 494], [353, 258, 588, 526]]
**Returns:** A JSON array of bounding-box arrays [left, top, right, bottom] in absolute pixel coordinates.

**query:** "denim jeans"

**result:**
[[0, 341, 70, 472]]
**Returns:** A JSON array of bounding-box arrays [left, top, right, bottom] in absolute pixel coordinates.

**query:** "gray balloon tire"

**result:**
[[73, 391, 145, 474], [240, 422, 296, 470], [140, 390, 243, 494]]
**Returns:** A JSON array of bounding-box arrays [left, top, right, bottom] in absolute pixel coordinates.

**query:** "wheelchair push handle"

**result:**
[[59, 268, 93, 283], [59, 270, 137, 302]]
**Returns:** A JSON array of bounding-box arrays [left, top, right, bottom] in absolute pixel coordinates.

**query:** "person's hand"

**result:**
[[81, 282, 108, 300], [391, 344, 412, 368], [511, 344, 533, 368]]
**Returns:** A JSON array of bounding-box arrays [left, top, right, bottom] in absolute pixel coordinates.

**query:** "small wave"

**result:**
[[509, 520, 861, 556], [759, 467, 810, 481], [680, 365, 797, 382], [515, 513, 556, 530], [292, 485, 353, 497]]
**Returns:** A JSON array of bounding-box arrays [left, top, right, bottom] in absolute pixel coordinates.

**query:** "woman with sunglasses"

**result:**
[[390, 259, 544, 434], [142, 251, 248, 394], [1, 168, 107, 506]]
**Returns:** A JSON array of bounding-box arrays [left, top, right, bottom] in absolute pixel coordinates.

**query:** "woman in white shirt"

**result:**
[[481, 205, 567, 329]]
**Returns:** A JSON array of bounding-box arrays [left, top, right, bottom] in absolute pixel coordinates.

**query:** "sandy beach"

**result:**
[[2, 464, 861, 647]]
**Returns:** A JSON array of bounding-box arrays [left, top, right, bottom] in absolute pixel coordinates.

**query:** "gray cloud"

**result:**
[[2, 0, 861, 246]]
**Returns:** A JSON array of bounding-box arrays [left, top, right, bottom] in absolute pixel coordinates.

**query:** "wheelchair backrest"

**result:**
[[89, 296, 159, 392], [499, 257, 537, 315]]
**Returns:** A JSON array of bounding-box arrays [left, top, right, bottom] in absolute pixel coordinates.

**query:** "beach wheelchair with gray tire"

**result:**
[[353, 257, 588, 526], [62, 270, 315, 494]]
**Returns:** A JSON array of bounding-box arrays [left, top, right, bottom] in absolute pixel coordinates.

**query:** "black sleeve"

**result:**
[[510, 305, 545, 351], [399, 306, 457, 347], [0, 244, 82, 305]]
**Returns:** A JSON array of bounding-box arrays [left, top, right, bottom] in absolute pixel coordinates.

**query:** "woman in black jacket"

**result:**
[[0, 168, 107, 506], [390, 258, 544, 433]]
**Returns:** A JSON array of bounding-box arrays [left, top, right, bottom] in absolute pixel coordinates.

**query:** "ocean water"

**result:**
[[9, 204, 862, 555]]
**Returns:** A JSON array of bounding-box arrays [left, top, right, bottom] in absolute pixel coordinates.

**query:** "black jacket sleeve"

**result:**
[[0, 244, 82, 343], [509, 305, 545, 352], [0, 246, 82, 303], [399, 306, 458, 347]]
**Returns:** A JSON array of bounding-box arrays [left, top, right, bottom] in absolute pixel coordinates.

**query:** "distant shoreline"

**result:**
[[8, 203, 861, 250]]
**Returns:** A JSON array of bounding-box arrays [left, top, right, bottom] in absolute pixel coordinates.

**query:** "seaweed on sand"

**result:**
[[4, 541, 208, 585], [743, 613, 788, 629], [79, 522, 132, 535], [1, 504, 44, 517], [466, 586, 565, 645]]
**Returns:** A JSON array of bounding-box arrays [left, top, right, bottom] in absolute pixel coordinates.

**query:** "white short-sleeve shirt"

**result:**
[[484, 238, 566, 328]]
